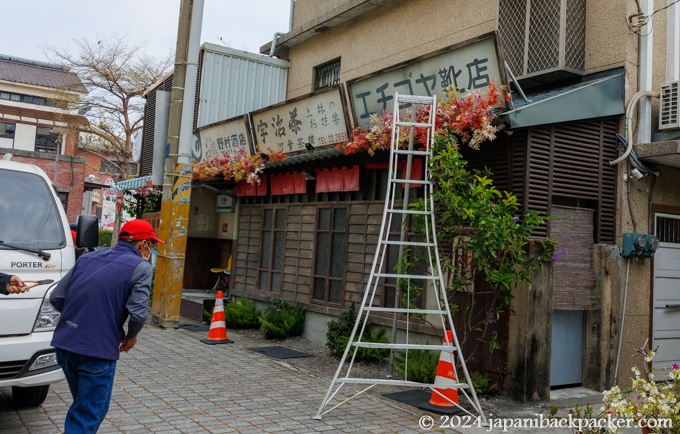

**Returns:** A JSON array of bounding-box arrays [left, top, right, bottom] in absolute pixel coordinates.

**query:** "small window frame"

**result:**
[[313, 58, 341, 91]]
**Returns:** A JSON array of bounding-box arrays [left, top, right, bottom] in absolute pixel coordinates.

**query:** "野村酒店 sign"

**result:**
[[250, 86, 350, 155], [348, 33, 509, 129], [192, 115, 252, 162]]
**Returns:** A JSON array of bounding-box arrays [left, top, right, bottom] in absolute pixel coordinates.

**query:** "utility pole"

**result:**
[[151, 0, 203, 327]]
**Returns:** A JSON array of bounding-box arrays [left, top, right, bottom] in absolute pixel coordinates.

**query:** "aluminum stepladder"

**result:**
[[314, 93, 486, 422]]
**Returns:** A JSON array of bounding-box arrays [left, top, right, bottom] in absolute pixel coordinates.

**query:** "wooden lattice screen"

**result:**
[[550, 205, 597, 310]]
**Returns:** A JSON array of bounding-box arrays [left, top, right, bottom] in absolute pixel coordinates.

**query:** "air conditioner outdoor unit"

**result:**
[[659, 80, 680, 130]]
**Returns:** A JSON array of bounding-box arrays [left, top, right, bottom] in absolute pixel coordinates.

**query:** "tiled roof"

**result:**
[[0, 56, 87, 93]]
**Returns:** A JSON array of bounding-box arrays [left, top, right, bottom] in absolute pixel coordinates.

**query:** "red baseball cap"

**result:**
[[119, 219, 165, 244]]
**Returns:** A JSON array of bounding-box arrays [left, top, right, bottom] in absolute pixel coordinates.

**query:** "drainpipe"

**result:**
[[269, 0, 294, 57], [637, 0, 654, 144], [609, 90, 659, 166], [269, 32, 285, 57], [667, 0, 679, 82]]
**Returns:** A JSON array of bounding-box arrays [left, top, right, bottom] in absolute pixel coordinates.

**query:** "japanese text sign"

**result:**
[[349, 36, 503, 129], [251, 87, 349, 155], [192, 116, 251, 162]]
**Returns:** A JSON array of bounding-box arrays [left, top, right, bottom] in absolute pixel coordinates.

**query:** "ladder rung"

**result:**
[[373, 273, 440, 280], [396, 95, 436, 105], [351, 342, 456, 351], [382, 240, 436, 247], [389, 178, 430, 185], [386, 209, 430, 215], [394, 121, 432, 128], [393, 149, 430, 156], [337, 378, 471, 389], [363, 307, 449, 315]]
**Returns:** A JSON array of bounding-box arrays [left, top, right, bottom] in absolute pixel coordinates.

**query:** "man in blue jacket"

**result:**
[[50, 219, 164, 433]]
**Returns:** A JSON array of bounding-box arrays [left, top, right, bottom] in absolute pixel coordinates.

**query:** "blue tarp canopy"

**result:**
[[116, 175, 153, 191]]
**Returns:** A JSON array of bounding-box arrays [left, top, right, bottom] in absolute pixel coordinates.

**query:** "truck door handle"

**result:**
[[665, 304, 680, 308]]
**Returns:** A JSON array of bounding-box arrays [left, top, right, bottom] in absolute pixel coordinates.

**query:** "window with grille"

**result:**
[[312, 206, 347, 304], [498, 0, 585, 86], [259, 208, 286, 293], [35, 127, 61, 153], [656, 215, 680, 244], [313, 59, 341, 91]]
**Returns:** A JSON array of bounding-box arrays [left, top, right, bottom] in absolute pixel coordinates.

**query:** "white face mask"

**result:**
[[140, 241, 151, 261]]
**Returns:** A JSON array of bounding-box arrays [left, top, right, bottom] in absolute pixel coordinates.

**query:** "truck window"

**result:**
[[0, 169, 66, 249]]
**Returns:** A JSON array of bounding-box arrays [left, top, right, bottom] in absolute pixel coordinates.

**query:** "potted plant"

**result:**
[[602, 341, 680, 433]]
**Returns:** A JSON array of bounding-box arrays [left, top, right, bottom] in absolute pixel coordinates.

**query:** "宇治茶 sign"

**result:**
[[250, 86, 349, 155]]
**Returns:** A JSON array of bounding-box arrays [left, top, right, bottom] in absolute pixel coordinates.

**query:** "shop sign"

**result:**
[[251, 86, 349, 155], [349, 35, 504, 129], [192, 116, 251, 162], [216, 194, 233, 213]]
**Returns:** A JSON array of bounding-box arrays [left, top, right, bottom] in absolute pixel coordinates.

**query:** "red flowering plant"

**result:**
[[192, 147, 287, 185], [337, 81, 510, 155]]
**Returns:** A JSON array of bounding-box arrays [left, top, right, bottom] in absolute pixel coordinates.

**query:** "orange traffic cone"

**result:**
[[200, 290, 234, 345], [429, 330, 460, 406]]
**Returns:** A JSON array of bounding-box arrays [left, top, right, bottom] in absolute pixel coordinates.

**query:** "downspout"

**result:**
[[269, 32, 285, 57], [667, 0, 679, 82], [609, 0, 658, 167], [609, 90, 659, 166], [179, 0, 203, 165], [269, 0, 294, 57]]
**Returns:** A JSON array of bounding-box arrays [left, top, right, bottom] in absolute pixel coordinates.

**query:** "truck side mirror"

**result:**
[[76, 215, 99, 249]]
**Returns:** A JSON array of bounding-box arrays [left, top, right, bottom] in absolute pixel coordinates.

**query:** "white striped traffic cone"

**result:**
[[200, 290, 233, 345], [429, 330, 459, 406]]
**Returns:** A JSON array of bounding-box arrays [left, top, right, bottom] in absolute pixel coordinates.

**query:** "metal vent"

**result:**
[[499, 0, 585, 88], [659, 80, 680, 130]]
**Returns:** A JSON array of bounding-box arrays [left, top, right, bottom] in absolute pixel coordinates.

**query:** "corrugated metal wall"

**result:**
[[197, 43, 289, 128]]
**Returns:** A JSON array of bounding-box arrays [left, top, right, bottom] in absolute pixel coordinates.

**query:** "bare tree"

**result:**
[[45, 35, 172, 182]]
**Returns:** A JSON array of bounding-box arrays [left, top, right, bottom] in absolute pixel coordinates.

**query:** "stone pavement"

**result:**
[[1, 324, 437, 433], [0, 324, 643, 434]]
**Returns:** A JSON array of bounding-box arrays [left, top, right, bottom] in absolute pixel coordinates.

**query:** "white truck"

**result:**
[[0, 157, 98, 406]]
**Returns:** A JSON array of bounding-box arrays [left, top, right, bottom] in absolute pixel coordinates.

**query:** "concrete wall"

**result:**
[[285, 0, 497, 98]]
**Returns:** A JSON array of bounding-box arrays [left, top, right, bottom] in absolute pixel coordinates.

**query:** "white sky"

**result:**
[[0, 0, 292, 64]]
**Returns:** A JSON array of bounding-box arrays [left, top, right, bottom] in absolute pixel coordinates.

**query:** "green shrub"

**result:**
[[394, 348, 439, 383], [326, 303, 358, 356], [98, 229, 112, 247], [468, 371, 497, 396], [224, 297, 260, 329], [349, 326, 390, 362], [325, 303, 389, 362], [259, 300, 305, 339]]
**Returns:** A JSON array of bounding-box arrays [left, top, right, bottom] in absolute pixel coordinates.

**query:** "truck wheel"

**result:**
[[11, 385, 49, 407]]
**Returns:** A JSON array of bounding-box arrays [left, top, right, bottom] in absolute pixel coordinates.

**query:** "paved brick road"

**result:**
[[3, 324, 643, 434], [1, 325, 434, 433]]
